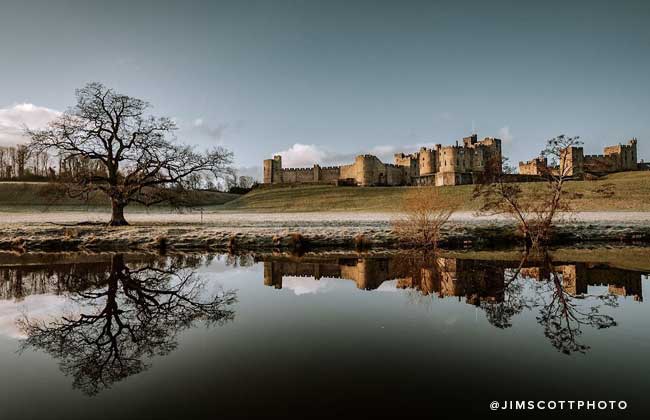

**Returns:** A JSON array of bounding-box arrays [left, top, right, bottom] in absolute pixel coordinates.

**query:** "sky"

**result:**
[[1, 0, 649, 179]]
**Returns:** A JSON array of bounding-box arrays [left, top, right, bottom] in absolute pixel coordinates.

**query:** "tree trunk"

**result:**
[[109, 199, 128, 226], [523, 231, 533, 252]]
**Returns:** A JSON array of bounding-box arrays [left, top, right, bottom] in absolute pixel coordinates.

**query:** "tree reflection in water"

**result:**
[[402, 250, 620, 355], [258, 249, 624, 355], [9, 248, 635, 398], [480, 256, 532, 329], [532, 262, 618, 354], [18, 254, 236, 396]]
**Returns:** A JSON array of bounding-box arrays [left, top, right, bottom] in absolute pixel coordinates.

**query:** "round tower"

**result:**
[[419, 147, 436, 175], [355, 155, 376, 186], [440, 147, 459, 172]]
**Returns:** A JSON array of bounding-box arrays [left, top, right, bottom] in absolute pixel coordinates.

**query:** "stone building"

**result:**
[[261, 255, 505, 304], [518, 262, 643, 301], [518, 157, 548, 175], [260, 255, 645, 303], [263, 134, 502, 186], [520, 138, 639, 176]]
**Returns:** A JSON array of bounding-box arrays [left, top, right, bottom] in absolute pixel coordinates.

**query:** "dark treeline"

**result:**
[[0, 144, 105, 182]]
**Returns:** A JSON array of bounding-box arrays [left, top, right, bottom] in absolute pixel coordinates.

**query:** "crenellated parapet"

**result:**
[[263, 133, 503, 186]]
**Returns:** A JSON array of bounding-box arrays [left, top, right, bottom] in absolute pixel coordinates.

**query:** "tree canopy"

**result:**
[[27, 82, 233, 225]]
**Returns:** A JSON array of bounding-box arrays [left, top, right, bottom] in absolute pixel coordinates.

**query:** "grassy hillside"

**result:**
[[224, 171, 650, 212], [0, 182, 239, 211]]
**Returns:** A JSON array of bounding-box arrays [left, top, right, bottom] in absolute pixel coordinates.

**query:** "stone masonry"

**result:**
[[263, 134, 502, 186], [519, 138, 639, 176]]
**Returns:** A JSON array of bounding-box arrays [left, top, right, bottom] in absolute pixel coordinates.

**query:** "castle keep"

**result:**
[[519, 138, 639, 176], [263, 134, 502, 186]]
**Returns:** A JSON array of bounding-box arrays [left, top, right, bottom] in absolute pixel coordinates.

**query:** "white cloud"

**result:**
[[274, 143, 329, 167], [281, 276, 338, 295], [235, 165, 263, 181], [369, 145, 400, 156], [0, 294, 73, 339], [376, 279, 401, 292], [0, 103, 60, 147], [498, 126, 514, 144], [188, 118, 243, 145]]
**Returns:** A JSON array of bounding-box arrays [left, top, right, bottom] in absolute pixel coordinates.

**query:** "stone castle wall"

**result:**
[[261, 256, 642, 302], [519, 157, 548, 175], [604, 141, 637, 171], [583, 154, 618, 173], [263, 134, 502, 186], [521, 138, 639, 176]]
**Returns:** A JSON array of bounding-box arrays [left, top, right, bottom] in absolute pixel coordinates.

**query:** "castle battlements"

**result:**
[[264, 133, 502, 186], [519, 138, 639, 176]]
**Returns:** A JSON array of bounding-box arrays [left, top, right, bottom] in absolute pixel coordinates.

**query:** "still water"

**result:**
[[0, 249, 649, 419]]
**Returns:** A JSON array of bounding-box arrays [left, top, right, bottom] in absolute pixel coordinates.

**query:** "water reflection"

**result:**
[[255, 251, 646, 354], [0, 249, 648, 399], [6, 254, 236, 395]]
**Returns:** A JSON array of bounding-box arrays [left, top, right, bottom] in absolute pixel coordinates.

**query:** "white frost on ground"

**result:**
[[1, 210, 650, 225]]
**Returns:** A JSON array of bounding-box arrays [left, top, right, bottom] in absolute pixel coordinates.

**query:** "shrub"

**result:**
[[391, 187, 459, 248]]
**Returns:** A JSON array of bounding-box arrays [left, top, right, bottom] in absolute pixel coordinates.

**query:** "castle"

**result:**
[[263, 134, 502, 186], [519, 138, 639, 176], [259, 254, 643, 302]]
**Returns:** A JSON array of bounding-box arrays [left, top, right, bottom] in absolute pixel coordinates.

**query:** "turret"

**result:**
[[263, 155, 283, 184], [630, 138, 638, 168], [463, 134, 477, 147], [355, 155, 376, 186], [418, 147, 436, 175]]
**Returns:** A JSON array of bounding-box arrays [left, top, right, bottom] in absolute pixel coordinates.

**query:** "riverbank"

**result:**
[[2, 211, 650, 252], [3, 246, 649, 272]]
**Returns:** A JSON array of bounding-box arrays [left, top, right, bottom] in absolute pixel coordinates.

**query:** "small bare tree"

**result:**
[[473, 135, 581, 249], [26, 82, 233, 225], [392, 186, 459, 248]]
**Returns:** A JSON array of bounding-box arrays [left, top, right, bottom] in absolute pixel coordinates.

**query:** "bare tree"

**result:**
[[26, 82, 233, 225], [473, 135, 581, 249], [18, 254, 236, 395], [392, 187, 459, 248]]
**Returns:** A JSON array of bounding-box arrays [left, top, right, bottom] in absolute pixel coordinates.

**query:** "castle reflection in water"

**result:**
[[0, 252, 645, 304], [260, 255, 644, 304]]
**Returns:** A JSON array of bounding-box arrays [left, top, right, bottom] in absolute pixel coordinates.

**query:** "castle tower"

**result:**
[[463, 134, 478, 147], [418, 147, 436, 175], [345, 258, 389, 290], [313, 164, 321, 182], [355, 155, 376, 186], [560, 146, 584, 176], [629, 138, 638, 169], [263, 155, 283, 184], [263, 262, 283, 289]]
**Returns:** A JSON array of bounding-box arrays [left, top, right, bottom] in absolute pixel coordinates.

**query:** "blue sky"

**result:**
[[1, 0, 649, 178]]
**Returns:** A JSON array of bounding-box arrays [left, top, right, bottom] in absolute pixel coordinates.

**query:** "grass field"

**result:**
[[0, 172, 648, 213], [0, 182, 239, 211], [223, 171, 650, 212]]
